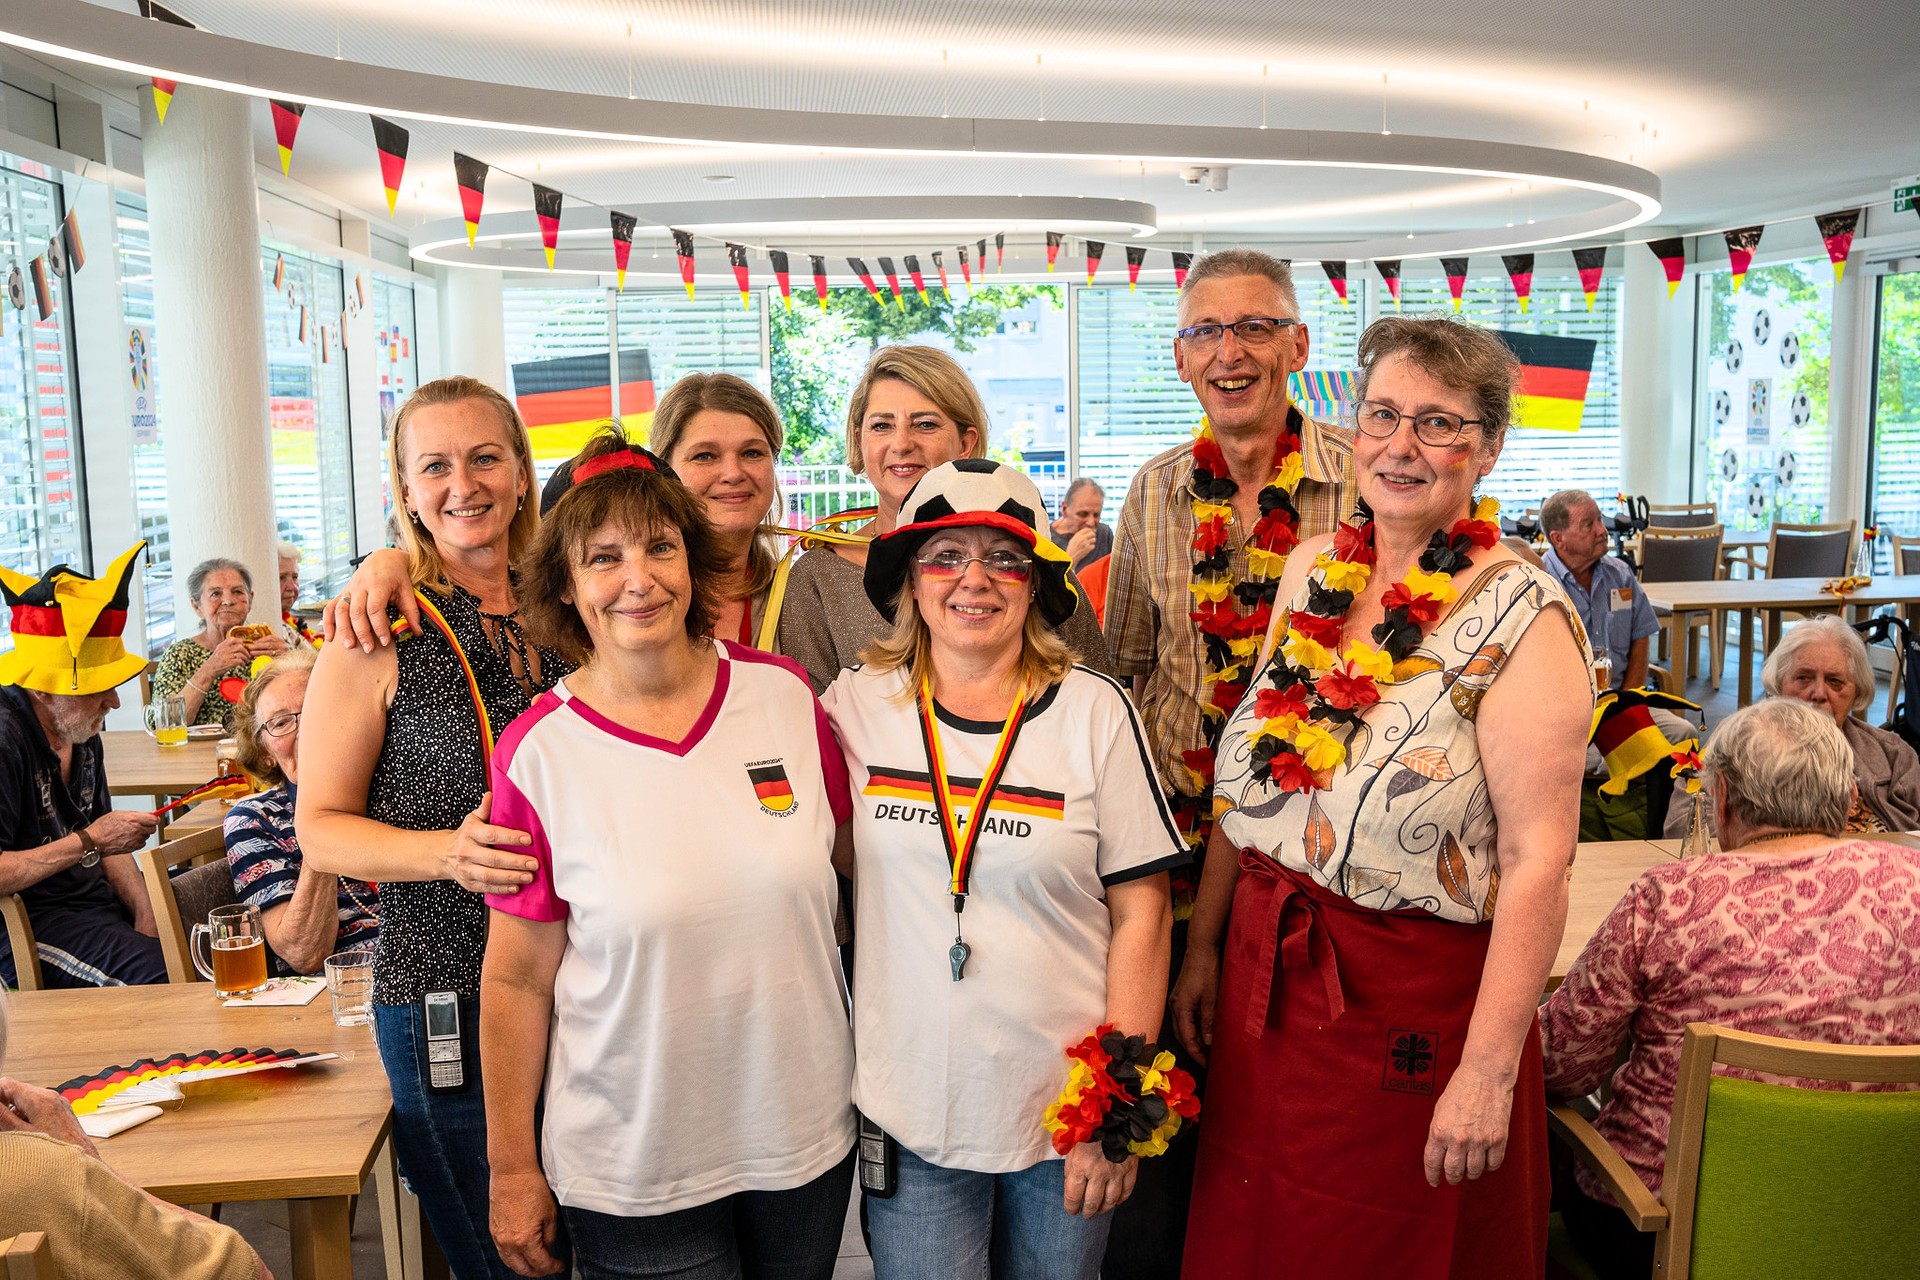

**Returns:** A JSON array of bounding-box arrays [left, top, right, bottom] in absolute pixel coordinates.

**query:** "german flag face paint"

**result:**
[[749, 761, 797, 815]]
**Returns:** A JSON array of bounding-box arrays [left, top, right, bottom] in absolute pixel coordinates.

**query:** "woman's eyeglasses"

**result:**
[[913, 549, 1035, 582], [1350, 399, 1485, 447], [260, 712, 301, 739]]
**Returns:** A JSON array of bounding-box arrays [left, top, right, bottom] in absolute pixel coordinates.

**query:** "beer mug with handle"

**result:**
[[192, 903, 270, 997]]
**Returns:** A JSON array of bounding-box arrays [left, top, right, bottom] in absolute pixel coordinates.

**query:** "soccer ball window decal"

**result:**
[[1724, 338, 1744, 374], [1752, 309, 1771, 346]]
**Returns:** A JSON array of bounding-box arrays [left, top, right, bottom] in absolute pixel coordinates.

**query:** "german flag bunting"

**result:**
[[932, 250, 951, 300], [151, 78, 176, 125], [1320, 260, 1348, 305], [454, 153, 488, 248], [771, 249, 792, 311], [995, 233, 1005, 270], [272, 254, 286, 292], [878, 257, 905, 308], [609, 211, 635, 291], [1374, 259, 1402, 310], [1085, 240, 1104, 285], [1440, 257, 1468, 312], [977, 239, 988, 276], [1572, 247, 1607, 310], [269, 100, 305, 176], [1045, 231, 1062, 272], [672, 228, 695, 298], [1501, 253, 1534, 314], [904, 254, 928, 303], [848, 257, 884, 306], [29, 256, 50, 320], [533, 185, 563, 270], [353, 274, 366, 312], [319, 325, 329, 363], [1172, 251, 1192, 289], [1723, 225, 1763, 292], [727, 242, 751, 308], [810, 255, 829, 310], [61, 210, 86, 277], [297, 306, 309, 345], [958, 246, 973, 291], [370, 117, 408, 216], [1647, 237, 1685, 298], [1125, 245, 1146, 291], [1815, 210, 1859, 282]]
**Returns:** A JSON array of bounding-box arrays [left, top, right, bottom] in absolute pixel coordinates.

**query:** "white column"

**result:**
[[1618, 239, 1694, 503], [1825, 263, 1873, 527], [436, 266, 507, 393], [140, 85, 281, 627]]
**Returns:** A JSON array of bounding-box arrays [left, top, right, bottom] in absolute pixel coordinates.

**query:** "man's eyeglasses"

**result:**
[[260, 712, 301, 739], [913, 549, 1035, 582], [1175, 317, 1299, 350], [1350, 399, 1486, 448]]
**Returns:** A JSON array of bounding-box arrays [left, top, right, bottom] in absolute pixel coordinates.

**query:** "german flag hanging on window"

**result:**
[[609, 211, 635, 291], [269, 100, 304, 176], [1501, 253, 1534, 314], [454, 153, 488, 248], [512, 349, 657, 463], [1440, 257, 1468, 312], [1490, 329, 1597, 433], [534, 184, 563, 270], [29, 256, 51, 321], [371, 117, 408, 216]]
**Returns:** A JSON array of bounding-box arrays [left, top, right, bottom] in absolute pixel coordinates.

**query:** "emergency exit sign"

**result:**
[[1897, 176, 1920, 215]]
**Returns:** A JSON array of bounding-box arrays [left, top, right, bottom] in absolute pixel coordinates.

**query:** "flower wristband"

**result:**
[[1043, 1024, 1200, 1163]]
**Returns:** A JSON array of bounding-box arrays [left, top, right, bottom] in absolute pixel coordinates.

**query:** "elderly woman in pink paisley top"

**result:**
[[1544, 696, 1920, 1279]]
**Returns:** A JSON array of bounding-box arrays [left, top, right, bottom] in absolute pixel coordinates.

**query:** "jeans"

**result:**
[[866, 1146, 1111, 1280], [373, 997, 565, 1280], [561, 1147, 855, 1280]]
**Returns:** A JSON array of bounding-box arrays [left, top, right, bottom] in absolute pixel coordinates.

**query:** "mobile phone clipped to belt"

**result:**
[[856, 1113, 896, 1198], [423, 991, 468, 1093]]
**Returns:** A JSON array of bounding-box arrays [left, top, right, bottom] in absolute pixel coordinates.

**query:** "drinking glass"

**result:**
[[323, 949, 375, 1027], [152, 693, 189, 746], [191, 903, 269, 997]]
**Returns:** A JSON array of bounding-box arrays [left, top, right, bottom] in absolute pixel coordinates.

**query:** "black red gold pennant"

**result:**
[[1320, 260, 1348, 305], [1085, 240, 1104, 284], [1647, 237, 1685, 298], [1501, 253, 1534, 314], [958, 246, 972, 291], [454, 153, 488, 248], [1045, 231, 1062, 272], [269, 100, 305, 175], [995, 233, 1005, 270], [1126, 245, 1146, 290], [533, 184, 563, 270], [609, 211, 635, 291], [932, 250, 951, 300], [1723, 225, 1763, 292], [727, 242, 751, 308], [904, 254, 928, 303], [810, 255, 829, 310], [672, 228, 695, 298], [1572, 247, 1607, 311], [878, 256, 905, 308], [771, 249, 792, 311], [151, 78, 176, 124], [848, 257, 884, 306], [370, 116, 408, 216], [1440, 257, 1468, 312], [1815, 210, 1859, 282], [1374, 259, 1402, 310]]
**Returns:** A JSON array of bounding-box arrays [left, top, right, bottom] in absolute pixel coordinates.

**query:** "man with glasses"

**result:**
[[1102, 249, 1355, 1279]]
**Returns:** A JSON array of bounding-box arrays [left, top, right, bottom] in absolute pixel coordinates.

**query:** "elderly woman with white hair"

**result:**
[[0, 991, 271, 1277], [1546, 697, 1920, 1277], [1664, 614, 1920, 836]]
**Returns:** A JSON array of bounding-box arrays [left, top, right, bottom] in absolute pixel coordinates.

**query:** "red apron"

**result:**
[[1182, 852, 1548, 1279]]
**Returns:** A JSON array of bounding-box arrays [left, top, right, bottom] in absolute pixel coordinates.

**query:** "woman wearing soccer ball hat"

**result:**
[[821, 459, 1192, 1279]]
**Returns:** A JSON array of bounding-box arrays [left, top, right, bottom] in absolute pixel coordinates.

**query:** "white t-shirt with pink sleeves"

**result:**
[[485, 641, 856, 1217]]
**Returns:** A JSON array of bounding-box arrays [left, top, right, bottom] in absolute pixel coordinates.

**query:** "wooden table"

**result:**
[[1639, 575, 1920, 706], [101, 730, 221, 797], [5, 984, 391, 1280], [1552, 839, 1680, 985]]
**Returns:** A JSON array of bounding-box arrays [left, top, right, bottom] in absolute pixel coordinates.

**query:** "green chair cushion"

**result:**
[[1691, 1074, 1920, 1280]]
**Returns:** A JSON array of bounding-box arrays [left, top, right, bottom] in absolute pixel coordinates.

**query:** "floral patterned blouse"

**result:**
[[147, 637, 250, 729], [1214, 559, 1587, 921], [1542, 839, 1920, 1207]]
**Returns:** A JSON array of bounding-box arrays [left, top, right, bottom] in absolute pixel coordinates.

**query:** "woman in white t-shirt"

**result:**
[[478, 434, 856, 1280], [821, 460, 1187, 1280]]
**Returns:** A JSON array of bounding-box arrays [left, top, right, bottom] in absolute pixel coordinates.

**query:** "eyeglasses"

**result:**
[[1351, 399, 1486, 448], [1174, 317, 1299, 350], [913, 549, 1035, 581], [260, 712, 301, 739]]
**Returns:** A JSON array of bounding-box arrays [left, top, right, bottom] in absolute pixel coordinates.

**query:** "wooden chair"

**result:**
[[1641, 524, 1726, 690], [136, 659, 158, 711], [132, 827, 232, 985], [1551, 1024, 1920, 1279], [1647, 501, 1717, 529], [0, 893, 42, 991], [0, 1232, 51, 1279], [1892, 533, 1920, 576], [1757, 519, 1857, 580]]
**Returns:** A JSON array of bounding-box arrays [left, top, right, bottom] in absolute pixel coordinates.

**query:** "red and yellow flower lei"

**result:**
[[1245, 496, 1501, 792], [1043, 1024, 1202, 1163]]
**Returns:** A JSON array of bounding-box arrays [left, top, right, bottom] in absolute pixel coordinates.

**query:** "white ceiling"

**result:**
[[29, 0, 1920, 269]]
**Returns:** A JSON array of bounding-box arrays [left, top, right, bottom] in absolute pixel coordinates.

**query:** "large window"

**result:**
[[1392, 269, 1622, 516], [0, 159, 85, 660], [118, 193, 175, 651], [262, 243, 355, 592], [1075, 272, 1361, 511], [1869, 270, 1920, 542], [1694, 260, 1833, 531]]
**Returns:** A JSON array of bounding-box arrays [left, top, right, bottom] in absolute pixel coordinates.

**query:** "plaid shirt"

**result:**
[[1107, 412, 1358, 796]]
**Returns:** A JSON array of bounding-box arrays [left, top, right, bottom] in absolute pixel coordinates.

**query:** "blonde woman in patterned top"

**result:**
[[1173, 316, 1592, 1278], [1546, 697, 1920, 1278]]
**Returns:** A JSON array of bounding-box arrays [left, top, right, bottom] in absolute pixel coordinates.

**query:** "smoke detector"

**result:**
[[1204, 166, 1230, 192], [1181, 167, 1206, 186]]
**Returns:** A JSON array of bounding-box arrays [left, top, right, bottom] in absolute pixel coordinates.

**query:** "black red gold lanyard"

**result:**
[[915, 672, 1030, 981]]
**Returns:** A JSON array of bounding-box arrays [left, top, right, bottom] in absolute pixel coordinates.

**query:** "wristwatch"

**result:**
[[75, 826, 100, 868]]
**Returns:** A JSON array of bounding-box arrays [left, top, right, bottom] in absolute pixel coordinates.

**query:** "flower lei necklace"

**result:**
[[1244, 495, 1501, 792], [1185, 412, 1307, 794]]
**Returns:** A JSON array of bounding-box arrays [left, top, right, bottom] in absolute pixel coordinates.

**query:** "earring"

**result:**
[[517, 495, 525, 512]]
